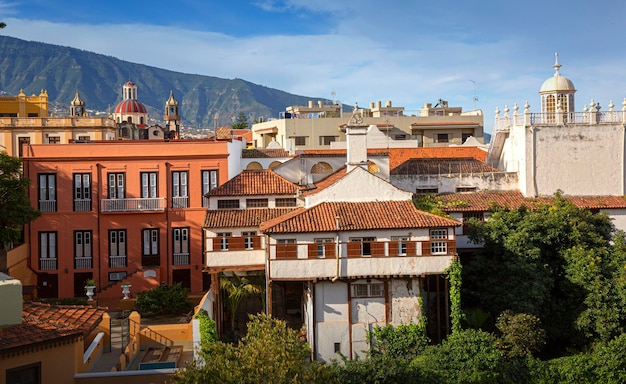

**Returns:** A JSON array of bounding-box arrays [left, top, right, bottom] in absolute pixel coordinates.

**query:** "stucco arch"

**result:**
[[311, 161, 333, 174], [246, 161, 263, 170]]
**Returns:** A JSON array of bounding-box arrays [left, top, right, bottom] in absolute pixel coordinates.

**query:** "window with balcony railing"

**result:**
[[142, 228, 160, 266], [39, 231, 57, 270], [74, 173, 91, 211], [202, 170, 218, 208], [173, 227, 190, 265], [109, 229, 127, 268], [74, 230, 92, 269], [172, 171, 189, 208], [38, 173, 56, 212]]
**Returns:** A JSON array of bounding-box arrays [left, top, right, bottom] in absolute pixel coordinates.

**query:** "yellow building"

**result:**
[[0, 89, 49, 118], [0, 90, 117, 157]]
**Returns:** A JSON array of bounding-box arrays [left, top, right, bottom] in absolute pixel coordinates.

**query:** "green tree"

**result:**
[[496, 311, 546, 358], [0, 22, 6, 29], [464, 196, 614, 352], [135, 283, 192, 316], [220, 273, 263, 335], [0, 152, 40, 259], [171, 314, 333, 384], [231, 112, 249, 129]]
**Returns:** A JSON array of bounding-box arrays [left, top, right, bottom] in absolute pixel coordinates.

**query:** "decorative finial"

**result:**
[[347, 103, 364, 126], [553, 52, 561, 76], [609, 100, 614, 111], [524, 101, 530, 111]]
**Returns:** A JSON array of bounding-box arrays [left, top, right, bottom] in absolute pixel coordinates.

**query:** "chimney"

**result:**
[[345, 104, 369, 172]]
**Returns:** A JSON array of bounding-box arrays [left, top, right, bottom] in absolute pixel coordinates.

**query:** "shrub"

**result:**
[[370, 322, 429, 360], [496, 311, 546, 358], [194, 309, 218, 345], [135, 283, 192, 316]]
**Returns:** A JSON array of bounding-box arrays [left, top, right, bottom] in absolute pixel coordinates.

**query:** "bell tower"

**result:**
[[164, 90, 180, 138], [70, 89, 85, 117]]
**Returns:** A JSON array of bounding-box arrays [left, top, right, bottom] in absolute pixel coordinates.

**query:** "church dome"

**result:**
[[539, 53, 575, 94], [114, 100, 147, 114]]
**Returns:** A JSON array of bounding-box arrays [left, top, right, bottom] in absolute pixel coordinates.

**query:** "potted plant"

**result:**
[[121, 282, 132, 299], [84, 279, 96, 301]]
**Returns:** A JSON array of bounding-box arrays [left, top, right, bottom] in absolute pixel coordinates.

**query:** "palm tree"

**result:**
[[0, 22, 6, 29], [219, 273, 263, 336]]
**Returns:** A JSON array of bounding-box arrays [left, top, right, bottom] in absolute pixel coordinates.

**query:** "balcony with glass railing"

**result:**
[[101, 198, 166, 212]]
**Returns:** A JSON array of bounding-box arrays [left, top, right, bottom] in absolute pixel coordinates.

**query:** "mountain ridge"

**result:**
[[0, 35, 329, 126]]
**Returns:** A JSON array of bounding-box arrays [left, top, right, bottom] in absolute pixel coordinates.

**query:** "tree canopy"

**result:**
[[0, 152, 40, 246], [463, 195, 620, 354], [231, 112, 250, 130]]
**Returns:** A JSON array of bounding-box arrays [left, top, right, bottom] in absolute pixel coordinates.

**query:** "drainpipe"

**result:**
[[332, 215, 340, 282], [96, 163, 103, 291], [165, 162, 171, 285]]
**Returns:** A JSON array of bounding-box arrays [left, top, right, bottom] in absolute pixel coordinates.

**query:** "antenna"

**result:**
[[331, 90, 336, 105], [469, 80, 478, 110]]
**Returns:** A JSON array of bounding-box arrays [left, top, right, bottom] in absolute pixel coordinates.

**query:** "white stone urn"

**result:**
[[85, 285, 96, 301], [121, 283, 131, 299]]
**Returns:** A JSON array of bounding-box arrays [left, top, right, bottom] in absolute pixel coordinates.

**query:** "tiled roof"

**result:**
[[207, 170, 301, 196], [215, 126, 231, 140], [438, 191, 626, 212], [0, 302, 106, 354], [388, 147, 488, 171], [22, 302, 106, 337], [242, 148, 290, 158], [301, 166, 348, 196], [392, 158, 499, 175], [0, 317, 82, 354], [260, 201, 460, 233], [204, 208, 298, 228], [231, 129, 253, 142]]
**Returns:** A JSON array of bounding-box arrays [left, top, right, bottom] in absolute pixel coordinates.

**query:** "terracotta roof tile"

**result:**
[[388, 147, 488, 171], [215, 126, 231, 140], [437, 191, 626, 212], [208, 170, 301, 196], [0, 302, 106, 354], [204, 208, 298, 228], [392, 158, 499, 175], [22, 302, 106, 337], [260, 201, 460, 233], [301, 166, 348, 196], [242, 148, 290, 158]]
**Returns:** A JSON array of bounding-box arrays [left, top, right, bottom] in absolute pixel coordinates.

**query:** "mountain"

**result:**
[[0, 35, 328, 127]]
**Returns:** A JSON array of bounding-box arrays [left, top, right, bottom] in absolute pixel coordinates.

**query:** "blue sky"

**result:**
[[2, 0, 626, 133]]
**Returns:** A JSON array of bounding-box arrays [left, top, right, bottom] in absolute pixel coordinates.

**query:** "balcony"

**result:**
[[172, 196, 189, 209], [75, 257, 93, 269], [39, 258, 57, 271], [268, 240, 456, 280], [205, 236, 265, 270], [101, 198, 166, 212], [173, 252, 190, 265], [39, 200, 56, 212], [74, 198, 92, 212], [109, 255, 127, 268]]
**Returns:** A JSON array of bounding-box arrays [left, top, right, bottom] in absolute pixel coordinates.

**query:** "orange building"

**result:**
[[20, 139, 231, 302]]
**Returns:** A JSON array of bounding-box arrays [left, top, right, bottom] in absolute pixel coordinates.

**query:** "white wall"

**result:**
[[391, 172, 518, 194], [315, 281, 350, 362]]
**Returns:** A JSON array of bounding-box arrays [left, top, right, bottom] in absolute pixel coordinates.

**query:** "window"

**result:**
[[38, 173, 56, 212], [314, 238, 333, 258], [462, 212, 484, 235], [246, 198, 268, 208], [7, 362, 41, 384], [202, 170, 218, 207], [108, 173, 125, 199], [416, 187, 438, 194], [462, 133, 472, 143], [351, 283, 384, 298], [39, 232, 57, 270], [172, 171, 189, 208], [430, 228, 448, 255], [391, 236, 408, 256], [276, 239, 297, 259], [142, 229, 160, 266], [141, 172, 158, 198], [109, 229, 127, 268], [394, 134, 408, 140], [173, 227, 190, 265], [18, 136, 30, 157], [436, 133, 449, 143], [319, 136, 338, 145], [74, 230, 92, 269], [294, 136, 307, 146], [217, 232, 232, 251], [74, 173, 91, 211], [78, 135, 91, 142], [456, 186, 477, 193], [48, 136, 61, 144], [276, 197, 297, 207], [109, 271, 127, 281], [350, 237, 376, 256], [243, 231, 257, 249], [217, 199, 240, 209]]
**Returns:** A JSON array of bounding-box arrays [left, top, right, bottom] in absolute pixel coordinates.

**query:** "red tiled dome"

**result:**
[[114, 100, 147, 114]]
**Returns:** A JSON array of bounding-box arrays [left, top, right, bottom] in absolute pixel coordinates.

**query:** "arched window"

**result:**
[[127, 116, 133, 124], [310, 162, 333, 174], [246, 162, 263, 170], [269, 161, 282, 169], [140, 117, 145, 124]]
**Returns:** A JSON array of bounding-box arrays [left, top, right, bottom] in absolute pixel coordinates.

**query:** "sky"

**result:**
[[2, 0, 626, 133]]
